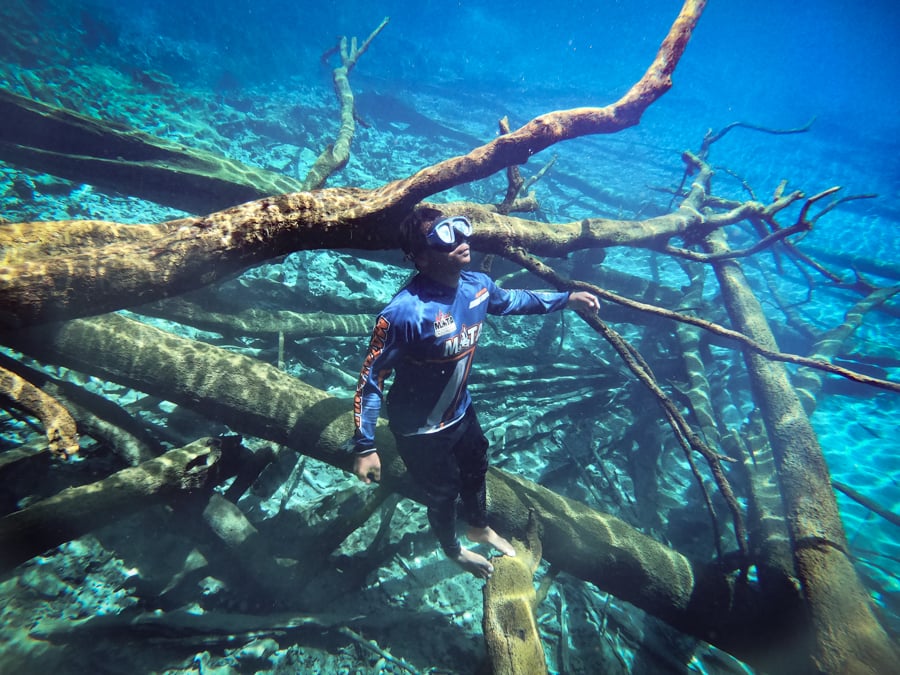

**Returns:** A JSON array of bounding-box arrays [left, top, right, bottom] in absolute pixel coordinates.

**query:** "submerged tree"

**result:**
[[1, 1, 897, 672]]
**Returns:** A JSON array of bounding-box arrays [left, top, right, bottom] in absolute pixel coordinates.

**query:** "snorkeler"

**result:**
[[349, 206, 599, 579]]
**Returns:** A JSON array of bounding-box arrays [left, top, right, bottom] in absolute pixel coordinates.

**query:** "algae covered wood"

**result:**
[[0, 0, 707, 328], [0, 313, 795, 667], [0, 88, 306, 214], [707, 229, 898, 674], [483, 516, 547, 675], [0, 437, 234, 574], [0, 362, 79, 459]]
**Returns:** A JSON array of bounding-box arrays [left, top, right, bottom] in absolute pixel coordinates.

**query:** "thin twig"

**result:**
[[339, 626, 422, 675], [512, 248, 900, 394], [668, 117, 815, 209], [503, 247, 749, 561], [833, 481, 900, 529], [665, 219, 810, 261], [700, 117, 817, 160]]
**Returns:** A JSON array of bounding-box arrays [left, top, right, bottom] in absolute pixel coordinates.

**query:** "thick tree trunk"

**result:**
[[0, 313, 789, 668], [707, 230, 898, 674], [0, 1, 708, 328], [0, 198, 706, 328]]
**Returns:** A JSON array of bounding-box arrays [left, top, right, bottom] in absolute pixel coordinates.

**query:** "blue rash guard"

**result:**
[[352, 270, 569, 455]]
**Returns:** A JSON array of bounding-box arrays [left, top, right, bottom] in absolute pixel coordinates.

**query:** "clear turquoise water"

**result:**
[[1, 1, 898, 673]]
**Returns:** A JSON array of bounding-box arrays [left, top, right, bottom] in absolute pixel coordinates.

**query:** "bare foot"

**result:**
[[466, 526, 517, 557], [453, 547, 495, 579]]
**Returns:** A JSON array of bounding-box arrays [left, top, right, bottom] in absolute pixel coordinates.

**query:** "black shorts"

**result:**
[[392, 405, 489, 556]]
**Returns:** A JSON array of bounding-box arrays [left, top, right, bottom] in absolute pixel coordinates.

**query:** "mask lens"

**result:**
[[452, 217, 473, 238], [434, 220, 455, 244]]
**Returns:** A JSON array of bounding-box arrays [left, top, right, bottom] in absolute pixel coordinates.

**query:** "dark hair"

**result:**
[[400, 206, 445, 256]]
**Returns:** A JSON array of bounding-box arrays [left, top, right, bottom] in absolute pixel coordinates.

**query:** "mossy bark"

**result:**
[[483, 517, 547, 675], [707, 230, 898, 674], [0, 88, 306, 214], [0, 193, 708, 328], [2, 313, 779, 667], [0, 437, 233, 574]]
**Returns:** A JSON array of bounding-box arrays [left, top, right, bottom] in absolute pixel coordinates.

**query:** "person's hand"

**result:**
[[354, 452, 382, 484], [567, 290, 600, 314]]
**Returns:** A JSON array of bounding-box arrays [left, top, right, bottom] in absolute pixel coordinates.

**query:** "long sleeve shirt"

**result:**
[[351, 270, 569, 454]]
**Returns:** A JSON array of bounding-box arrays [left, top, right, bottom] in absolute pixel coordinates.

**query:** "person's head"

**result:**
[[400, 207, 474, 278]]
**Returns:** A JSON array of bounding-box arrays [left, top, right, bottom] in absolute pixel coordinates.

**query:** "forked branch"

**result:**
[[0, 1, 706, 328], [303, 17, 390, 190]]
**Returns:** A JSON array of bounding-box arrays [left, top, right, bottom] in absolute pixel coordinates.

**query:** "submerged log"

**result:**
[[1, 313, 793, 667], [0, 0, 707, 328], [0, 88, 305, 214], [31, 605, 352, 645], [139, 297, 372, 339], [0, 198, 711, 328], [195, 491, 307, 602], [0, 362, 79, 459], [0, 353, 160, 465], [483, 514, 547, 675], [0, 436, 239, 575], [792, 285, 900, 415], [707, 229, 898, 674]]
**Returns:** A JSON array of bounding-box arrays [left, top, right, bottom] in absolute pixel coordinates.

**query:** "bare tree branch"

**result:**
[[0, 0, 707, 328]]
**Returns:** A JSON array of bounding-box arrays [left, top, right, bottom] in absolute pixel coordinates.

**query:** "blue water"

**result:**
[[1, 1, 899, 673]]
